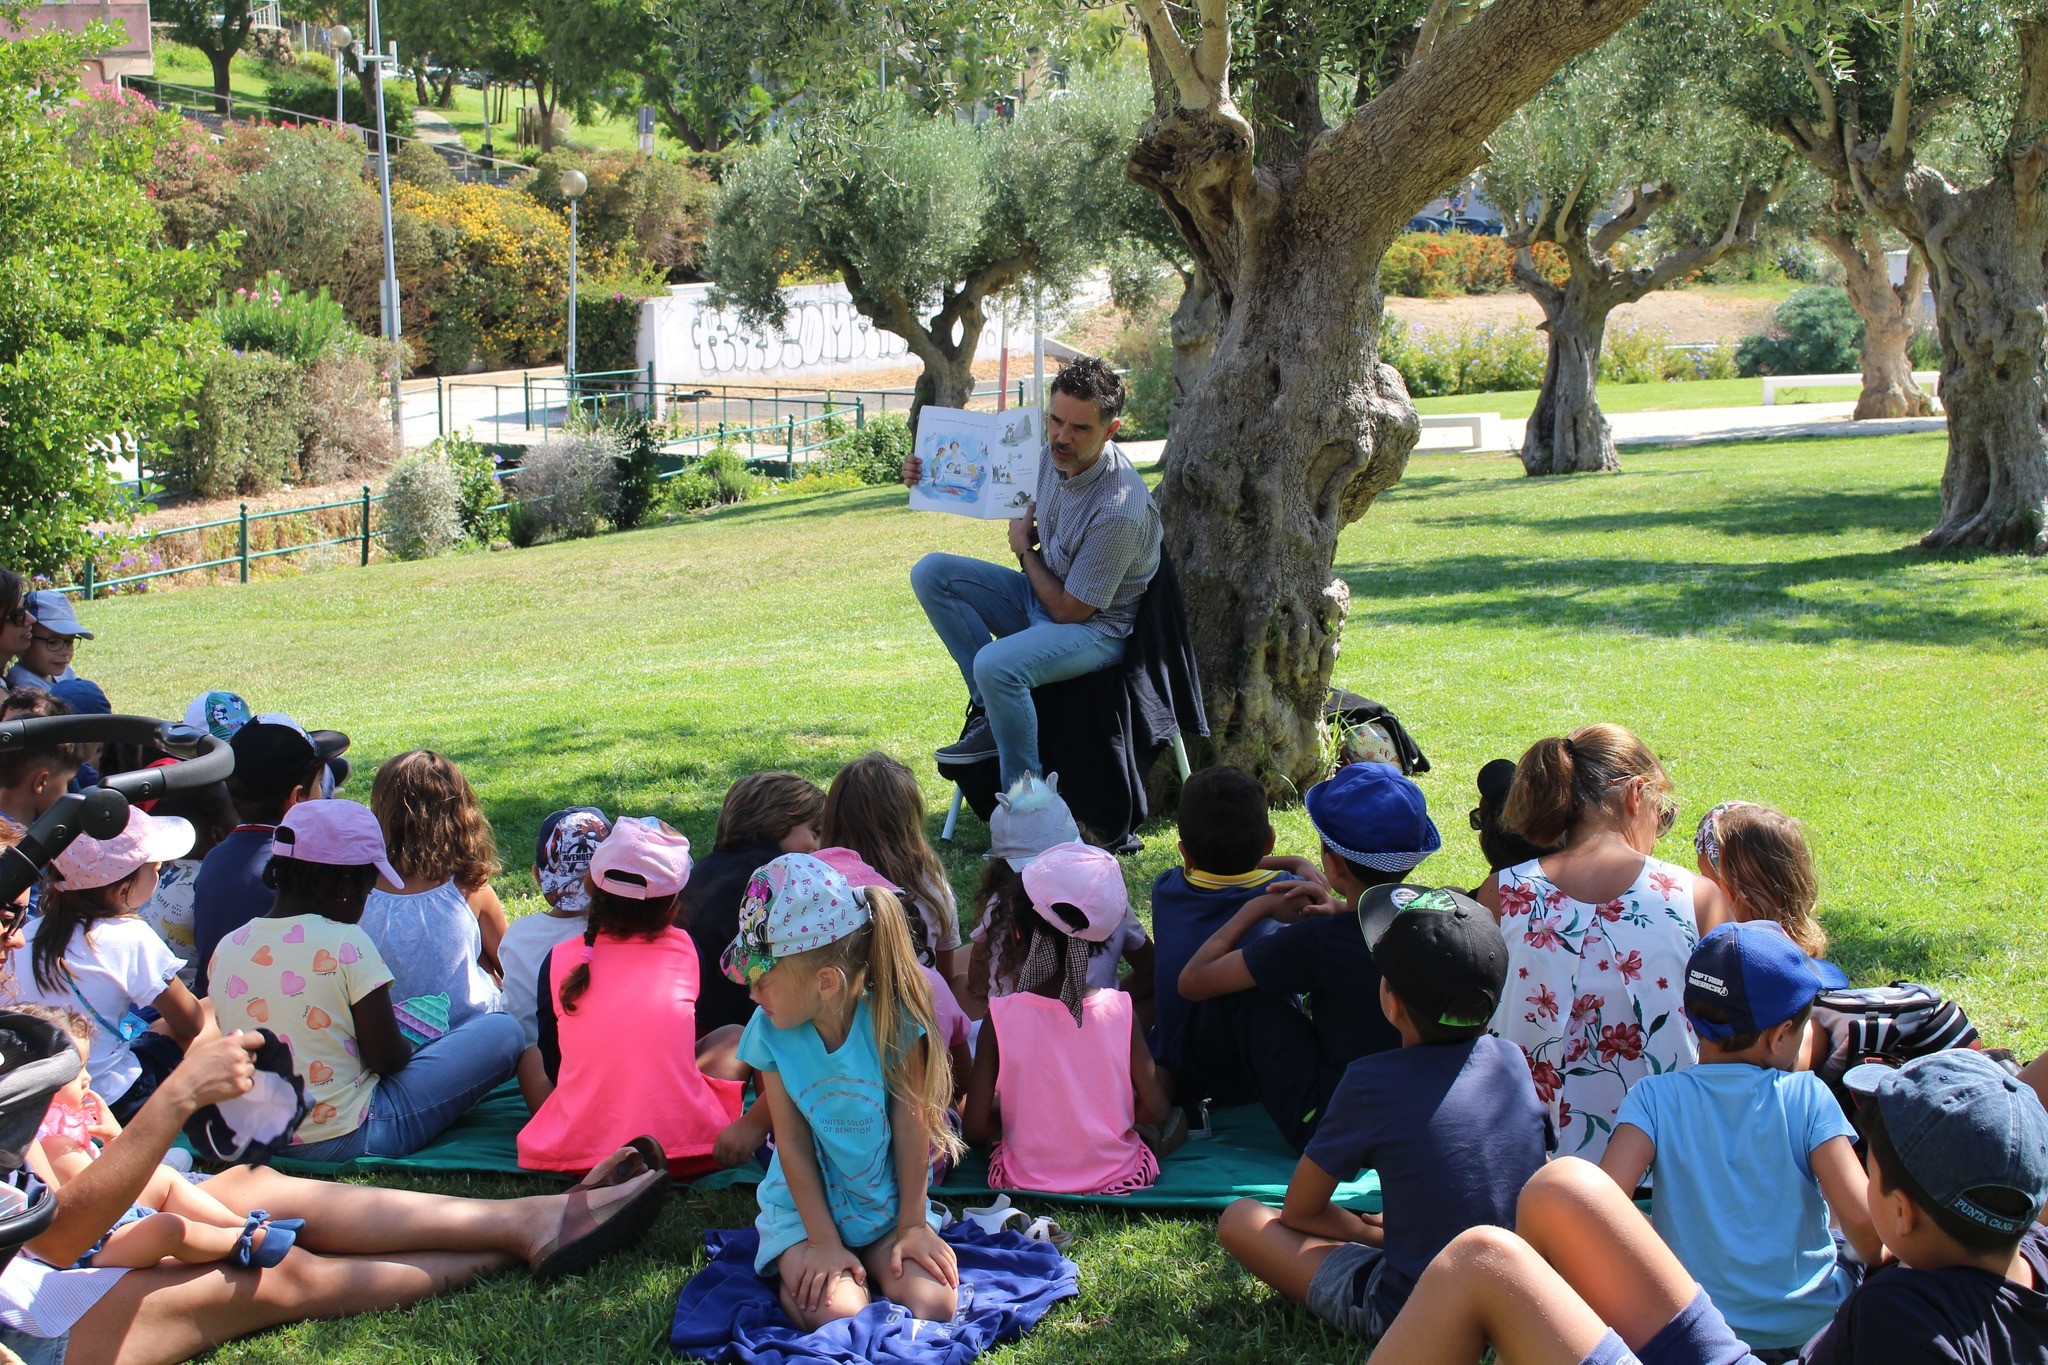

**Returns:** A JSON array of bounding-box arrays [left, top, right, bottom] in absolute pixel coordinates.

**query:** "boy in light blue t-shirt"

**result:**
[[1599, 920, 1883, 1353]]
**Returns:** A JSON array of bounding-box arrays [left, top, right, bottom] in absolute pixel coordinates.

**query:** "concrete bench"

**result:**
[[1417, 412, 1507, 451], [1761, 372, 1939, 405]]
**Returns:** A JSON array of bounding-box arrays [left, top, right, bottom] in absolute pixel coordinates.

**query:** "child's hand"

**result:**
[[1257, 882, 1340, 923], [888, 1221, 959, 1287], [789, 1238, 865, 1312], [713, 1110, 768, 1169], [82, 1091, 120, 1143], [1262, 855, 1331, 890]]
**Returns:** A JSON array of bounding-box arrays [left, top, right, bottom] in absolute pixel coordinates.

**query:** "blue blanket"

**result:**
[[670, 1224, 1078, 1364]]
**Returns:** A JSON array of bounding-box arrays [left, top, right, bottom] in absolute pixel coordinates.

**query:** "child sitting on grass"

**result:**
[[722, 853, 962, 1331], [1599, 920, 1881, 1355], [1217, 885, 1546, 1345], [1695, 801, 1835, 962], [519, 818, 747, 1177], [135, 772, 239, 989], [820, 752, 968, 997], [25, 1007, 302, 1270], [964, 842, 1169, 1195], [10, 807, 206, 1123], [1148, 765, 1330, 1092], [684, 771, 827, 1035], [1366, 1049, 2048, 1365], [967, 775, 1153, 1017], [503, 808, 611, 1052], [1178, 763, 1434, 1150], [361, 751, 508, 1031]]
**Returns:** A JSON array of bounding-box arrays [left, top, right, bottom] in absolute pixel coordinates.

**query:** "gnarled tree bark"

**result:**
[[1815, 221, 1934, 420], [1127, 0, 1652, 790], [844, 253, 1035, 430], [1775, 13, 2048, 552], [1509, 176, 1785, 476]]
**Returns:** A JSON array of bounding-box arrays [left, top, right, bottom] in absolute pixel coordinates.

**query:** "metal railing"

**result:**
[[65, 487, 383, 599], [118, 75, 530, 185]]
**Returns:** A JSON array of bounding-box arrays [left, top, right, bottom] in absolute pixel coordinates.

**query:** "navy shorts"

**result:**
[[1304, 1242, 1389, 1339], [1579, 1290, 1763, 1365]]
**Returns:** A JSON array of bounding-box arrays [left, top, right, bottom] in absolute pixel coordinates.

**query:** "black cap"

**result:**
[[1359, 884, 1506, 1030], [227, 721, 324, 802], [1475, 758, 1518, 807]]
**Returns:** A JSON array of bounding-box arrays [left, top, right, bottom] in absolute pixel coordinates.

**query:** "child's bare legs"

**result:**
[[91, 1212, 245, 1268], [1370, 1159, 1701, 1365], [775, 1250, 873, 1331], [697, 1025, 748, 1082], [1215, 1197, 1383, 1304], [859, 1238, 956, 1323]]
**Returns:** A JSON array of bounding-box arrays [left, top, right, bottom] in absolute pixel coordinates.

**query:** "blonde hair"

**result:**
[[820, 753, 955, 946], [1713, 804, 1827, 958], [790, 886, 962, 1165], [1503, 723, 1673, 850], [370, 750, 502, 891]]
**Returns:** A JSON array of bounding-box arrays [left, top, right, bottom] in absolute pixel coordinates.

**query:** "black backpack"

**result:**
[[1810, 982, 1992, 1116]]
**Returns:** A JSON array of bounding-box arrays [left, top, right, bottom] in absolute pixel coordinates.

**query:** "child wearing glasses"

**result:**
[[7, 591, 90, 692], [1474, 724, 1731, 1162]]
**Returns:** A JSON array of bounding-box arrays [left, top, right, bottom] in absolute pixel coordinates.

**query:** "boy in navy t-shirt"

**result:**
[[1176, 763, 1438, 1150], [1216, 884, 1547, 1343], [1363, 1049, 2048, 1365]]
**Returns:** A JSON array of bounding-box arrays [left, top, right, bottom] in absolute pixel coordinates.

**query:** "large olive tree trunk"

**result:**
[[1510, 180, 1784, 477], [1127, 0, 1651, 790], [1777, 14, 2048, 552], [1815, 222, 1934, 420], [849, 256, 1032, 433]]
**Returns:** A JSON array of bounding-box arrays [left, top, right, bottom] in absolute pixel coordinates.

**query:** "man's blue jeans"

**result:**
[[910, 552, 1126, 789], [287, 1012, 524, 1161]]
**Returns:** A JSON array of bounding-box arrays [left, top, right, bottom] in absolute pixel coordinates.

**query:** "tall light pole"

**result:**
[[358, 0, 403, 440], [327, 24, 348, 127], [562, 168, 587, 382]]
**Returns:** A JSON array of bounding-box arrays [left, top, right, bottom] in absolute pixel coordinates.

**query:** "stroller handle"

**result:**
[[0, 716, 235, 907]]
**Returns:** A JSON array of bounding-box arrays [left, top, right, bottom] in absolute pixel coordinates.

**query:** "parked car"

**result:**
[[1406, 215, 1453, 233]]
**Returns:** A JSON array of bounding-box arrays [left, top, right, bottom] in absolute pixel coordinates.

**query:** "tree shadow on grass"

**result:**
[[1821, 908, 2003, 991], [1340, 541, 2042, 650], [1410, 484, 1940, 541]]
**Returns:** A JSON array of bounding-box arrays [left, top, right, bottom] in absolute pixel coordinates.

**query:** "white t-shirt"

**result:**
[[2, 917, 183, 1100], [497, 912, 586, 1047]]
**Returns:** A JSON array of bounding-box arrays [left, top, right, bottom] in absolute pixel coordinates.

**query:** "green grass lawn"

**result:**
[[152, 43, 658, 156], [1413, 375, 1878, 418], [76, 430, 2047, 1361]]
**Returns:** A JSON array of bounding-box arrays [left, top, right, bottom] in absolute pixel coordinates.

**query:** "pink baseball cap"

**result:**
[[52, 807, 195, 889], [271, 799, 400, 885], [813, 846, 899, 893], [588, 817, 691, 900], [1020, 842, 1127, 943]]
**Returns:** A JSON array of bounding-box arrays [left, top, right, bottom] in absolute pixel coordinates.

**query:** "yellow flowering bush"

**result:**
[[395, 182, 571, 374]]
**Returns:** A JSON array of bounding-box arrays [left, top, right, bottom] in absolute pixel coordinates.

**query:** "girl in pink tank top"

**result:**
[[518, 818, 748, 1177], [963, 843, 1169, 1195]]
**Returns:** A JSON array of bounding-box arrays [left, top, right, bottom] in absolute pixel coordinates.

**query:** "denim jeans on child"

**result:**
[[910, 552, 1127, 789], [286, 1012, 524, 1162]]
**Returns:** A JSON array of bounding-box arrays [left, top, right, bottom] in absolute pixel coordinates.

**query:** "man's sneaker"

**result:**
[[936, 714, 997, 763]]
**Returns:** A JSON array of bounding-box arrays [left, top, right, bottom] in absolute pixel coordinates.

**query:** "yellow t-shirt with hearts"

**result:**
[[208, 913, 395, 1145]]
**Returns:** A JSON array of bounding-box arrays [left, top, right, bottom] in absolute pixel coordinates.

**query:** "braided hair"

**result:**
[[558, 883, 679, 1013]]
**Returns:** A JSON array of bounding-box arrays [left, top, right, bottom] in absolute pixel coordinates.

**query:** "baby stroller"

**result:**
[[0, 713, 234, 1269]]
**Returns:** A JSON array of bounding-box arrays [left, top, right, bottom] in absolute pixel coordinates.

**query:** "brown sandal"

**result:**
[[576, 1135, 666, 1190], [530, 1167, 669, 1278]]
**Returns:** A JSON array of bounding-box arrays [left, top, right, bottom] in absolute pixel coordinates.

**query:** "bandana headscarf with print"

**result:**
[[539, 809, 611, 912]]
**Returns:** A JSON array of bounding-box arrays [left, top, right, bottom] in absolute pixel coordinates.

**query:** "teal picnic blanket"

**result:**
[[936, 1105, 1382, 1213], [261, 1085, 1380, 1213]]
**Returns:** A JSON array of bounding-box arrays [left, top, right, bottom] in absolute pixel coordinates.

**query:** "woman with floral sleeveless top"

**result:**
[[1477, 724, 1731, 1161]]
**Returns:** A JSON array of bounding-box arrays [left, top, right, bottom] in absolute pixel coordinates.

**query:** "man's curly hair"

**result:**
[[1048, 355, 1126, 423]]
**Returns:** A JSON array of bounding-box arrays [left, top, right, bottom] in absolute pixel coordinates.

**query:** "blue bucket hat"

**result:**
[[1305, 762, 1440, 873]]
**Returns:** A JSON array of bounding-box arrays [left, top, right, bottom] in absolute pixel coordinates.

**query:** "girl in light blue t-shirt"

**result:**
[[722, 853, 962, 1331]]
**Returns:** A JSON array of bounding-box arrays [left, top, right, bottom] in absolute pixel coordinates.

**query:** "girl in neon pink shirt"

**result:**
[[963, 843, 1170, 1195]]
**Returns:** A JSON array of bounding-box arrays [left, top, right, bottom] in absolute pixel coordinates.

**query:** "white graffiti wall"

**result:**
[[636, 279, 1110, 386]]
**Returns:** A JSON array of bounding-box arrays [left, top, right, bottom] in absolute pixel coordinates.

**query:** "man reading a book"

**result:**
[[906, 356, 1161, 789]]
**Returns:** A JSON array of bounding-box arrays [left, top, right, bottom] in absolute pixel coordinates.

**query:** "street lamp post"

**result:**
[[327, 24, 348, 127], [347, 0, 405, 441], [562, 168, 587, 382]]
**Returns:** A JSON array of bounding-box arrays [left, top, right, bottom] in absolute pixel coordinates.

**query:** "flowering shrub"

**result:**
[[1380, 232, 1567, 297], [210, 272, 357, 365], [396, 182, 571, 373]]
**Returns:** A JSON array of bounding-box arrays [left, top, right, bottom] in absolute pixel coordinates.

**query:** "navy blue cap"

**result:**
[[1305, 763, 1441, 873], [1682, 921, 1827, 1040], [48, 678, 110, 716], [1846, 1050, 2048, 1237]]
